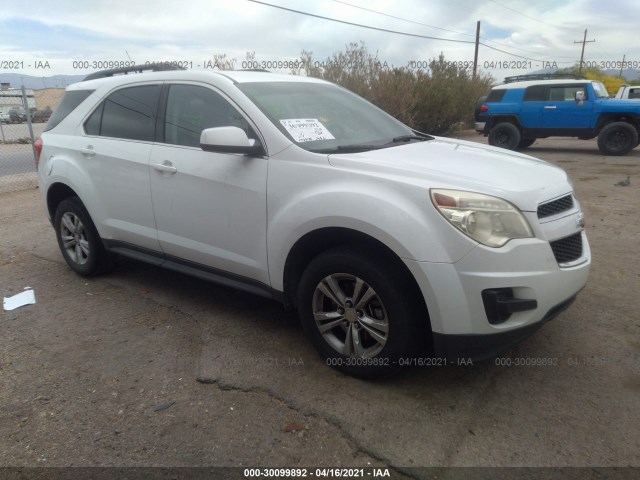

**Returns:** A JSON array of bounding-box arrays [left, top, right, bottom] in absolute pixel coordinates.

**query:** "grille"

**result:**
[[537, 195, 574, 219], [550, 233, 583, 264]]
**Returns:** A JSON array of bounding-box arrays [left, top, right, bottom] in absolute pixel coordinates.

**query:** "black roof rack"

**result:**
[[82, 64, 186, 81], [503, 73, 587, 84]]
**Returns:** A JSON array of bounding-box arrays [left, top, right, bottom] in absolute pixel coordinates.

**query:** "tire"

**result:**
[[296, 246, 423, 378], [488, 122, 521, 150], [54, 197, 115, 276], [597, 122, 638, 156], [517, 137, 536, 150]]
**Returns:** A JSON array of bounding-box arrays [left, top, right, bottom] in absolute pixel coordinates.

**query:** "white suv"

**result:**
[[36, 66, 590, 377]]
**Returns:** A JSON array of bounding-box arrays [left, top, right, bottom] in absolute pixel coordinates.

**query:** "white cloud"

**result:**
[[0, 0, 638, 79]]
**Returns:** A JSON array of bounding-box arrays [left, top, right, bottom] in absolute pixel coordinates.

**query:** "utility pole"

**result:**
[[574, 29, 595, 73], [473, 20, 480, 78], [619, 54, 626, 77]]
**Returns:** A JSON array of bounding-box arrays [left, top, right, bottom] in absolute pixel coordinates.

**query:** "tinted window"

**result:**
[[486, 89, 506, 102], [87, 85, 161, 141], [84, 102, 103, 136], [45, 90, 94, 132], [524, 85, 547, 101], [164, 84, 251, 147], [629, 89, 640, 99]]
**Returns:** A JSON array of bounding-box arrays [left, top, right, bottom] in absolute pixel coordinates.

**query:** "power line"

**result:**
[[246, 0, 474, 44], [487, 0, 569, 31], [329, 0, 473, 38], [246, 0, 577, 64], [480, 42, 575, 64], [330, 0, 574, 59]]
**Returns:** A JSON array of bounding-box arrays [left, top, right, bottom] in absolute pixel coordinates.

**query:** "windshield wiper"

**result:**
[[390, 133, 433, 143], [312, 144, 383, 153]]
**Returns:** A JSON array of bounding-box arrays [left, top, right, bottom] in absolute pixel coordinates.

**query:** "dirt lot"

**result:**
[[1, 135, 639, 478]]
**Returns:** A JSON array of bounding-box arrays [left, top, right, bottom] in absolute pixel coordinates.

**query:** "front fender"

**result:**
[[266, 175, 475, 292]]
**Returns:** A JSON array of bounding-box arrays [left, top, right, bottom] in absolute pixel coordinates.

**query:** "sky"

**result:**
[[1, 0, 639, 83]]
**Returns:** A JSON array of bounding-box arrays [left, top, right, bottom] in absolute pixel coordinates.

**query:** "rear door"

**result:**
[[148, 82, 269, 284], [82, 84, 162, 251]]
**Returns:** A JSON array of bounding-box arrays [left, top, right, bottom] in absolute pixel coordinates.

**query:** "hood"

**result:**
[[327, 137, 571, 211], [597, 98, 640, 110]]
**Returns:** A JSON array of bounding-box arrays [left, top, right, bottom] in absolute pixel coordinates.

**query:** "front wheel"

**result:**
[[597, 122, 638, 156], [54, 197, 115, 276], [488, 122, 521, 150], [297, 246, 423, 378]]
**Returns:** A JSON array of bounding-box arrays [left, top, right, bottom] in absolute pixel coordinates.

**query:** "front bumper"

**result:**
[[432, 294, 577, 362], [404, 232, 590, 360]]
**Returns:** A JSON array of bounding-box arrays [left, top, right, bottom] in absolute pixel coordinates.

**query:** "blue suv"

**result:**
[[476, 75, 640, 156]]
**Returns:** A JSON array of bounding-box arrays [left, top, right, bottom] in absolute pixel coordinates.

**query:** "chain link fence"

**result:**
[[0, 87, 63, 193]]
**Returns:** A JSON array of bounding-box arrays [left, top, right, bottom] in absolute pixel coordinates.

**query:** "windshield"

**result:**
[[237, 81, 419, 153], [591, 81, 609, 99]]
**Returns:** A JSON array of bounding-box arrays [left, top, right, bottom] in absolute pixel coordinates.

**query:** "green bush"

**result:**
[[293, 43, 493, 135]]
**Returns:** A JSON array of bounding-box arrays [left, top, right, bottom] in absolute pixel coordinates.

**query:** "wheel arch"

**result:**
[[486, 115, 522, 130], [595, 114, 640, 134], [282, 226, 433, 341], [46, 182, 80, 221]]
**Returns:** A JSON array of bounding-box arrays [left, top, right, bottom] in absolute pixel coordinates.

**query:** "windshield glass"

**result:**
[[591, 81, 609, 99], [237, 81, 416, 153]]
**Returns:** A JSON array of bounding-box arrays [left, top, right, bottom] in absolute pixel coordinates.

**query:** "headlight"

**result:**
[[431, 189, 533, 247]]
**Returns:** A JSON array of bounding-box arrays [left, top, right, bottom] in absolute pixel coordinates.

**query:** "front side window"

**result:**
[[548, 86, 587, 102], [164, 84, 251, 147], [84, 85, 161, 141]]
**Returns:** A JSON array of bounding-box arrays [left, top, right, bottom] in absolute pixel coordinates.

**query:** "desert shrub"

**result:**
[[294, 43, 493, 135]]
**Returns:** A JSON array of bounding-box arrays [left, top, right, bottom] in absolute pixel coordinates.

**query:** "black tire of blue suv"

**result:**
[[54, 197, 115, 276], [488, 122, 521, 150], [596, 122, 639, 156]]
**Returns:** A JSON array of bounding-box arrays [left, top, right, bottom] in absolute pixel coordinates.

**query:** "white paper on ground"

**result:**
[[3, 289, 36, 311]]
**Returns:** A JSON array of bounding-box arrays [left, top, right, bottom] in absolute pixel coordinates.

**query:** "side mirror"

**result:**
[[200, 126, 264, 156], [575, 91, 585, 102]]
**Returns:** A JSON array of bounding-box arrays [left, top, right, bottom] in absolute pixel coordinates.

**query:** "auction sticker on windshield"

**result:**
[[280, 118, 335, 143]]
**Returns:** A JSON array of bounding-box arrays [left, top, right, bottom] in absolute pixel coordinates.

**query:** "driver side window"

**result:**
[[164, 84, 253, 147]]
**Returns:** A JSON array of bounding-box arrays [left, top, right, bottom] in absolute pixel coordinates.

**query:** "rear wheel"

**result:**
[[297, 246, 423, 378], [54, 197, 115, 276], [597, 122, 638, 156], [517, 137, 536, 150], [488, 122, 521, 150]]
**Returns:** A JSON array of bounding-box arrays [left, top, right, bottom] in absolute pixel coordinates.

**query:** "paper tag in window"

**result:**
[[280, 118, 335, 143]]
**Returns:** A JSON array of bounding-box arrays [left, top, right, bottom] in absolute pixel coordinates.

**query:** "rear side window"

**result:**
[[486, 89, 506, 102], [84, 85, 161, 141], [629, 88, 640, 99], [44, 90, 94, 132], [524, 85, 547, 101]]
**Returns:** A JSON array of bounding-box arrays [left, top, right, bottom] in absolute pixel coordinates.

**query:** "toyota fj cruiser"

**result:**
[[476, 74, 640, 155]]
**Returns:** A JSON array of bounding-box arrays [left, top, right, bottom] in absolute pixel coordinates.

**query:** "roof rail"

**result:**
[[503, 73, 587, 84], [82, 64, 186, 81]]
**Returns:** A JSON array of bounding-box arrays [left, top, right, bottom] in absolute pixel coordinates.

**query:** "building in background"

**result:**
[[0, 83, 35, 113]]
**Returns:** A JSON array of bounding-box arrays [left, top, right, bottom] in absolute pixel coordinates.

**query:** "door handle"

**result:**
[[81, 146, 96, 157], [153, 161, 177, 174], [544, 106, 557, 110]]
